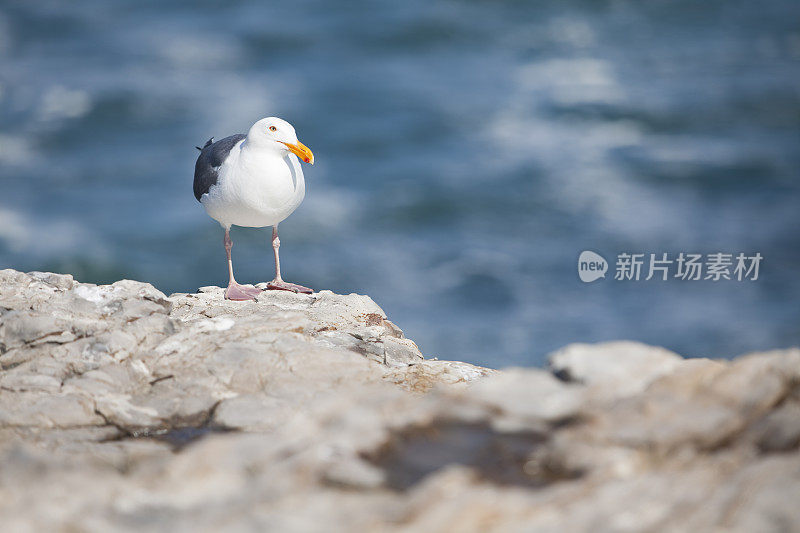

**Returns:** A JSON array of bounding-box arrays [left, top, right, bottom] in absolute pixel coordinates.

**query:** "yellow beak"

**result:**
[[281, 140, 314, 164]]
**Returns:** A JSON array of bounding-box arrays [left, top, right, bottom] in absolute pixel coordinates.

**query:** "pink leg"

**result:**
[[223, 227, 262, 301], [266, 225, 313, 294]]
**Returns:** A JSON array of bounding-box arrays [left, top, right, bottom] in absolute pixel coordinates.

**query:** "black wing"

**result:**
[[193, 134, 246, 201]]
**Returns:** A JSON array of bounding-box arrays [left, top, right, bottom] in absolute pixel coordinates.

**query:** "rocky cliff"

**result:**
[[0, 269, 798, 532]]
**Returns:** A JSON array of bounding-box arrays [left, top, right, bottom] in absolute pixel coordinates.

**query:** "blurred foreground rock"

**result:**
[[0, 269, 798, 532]]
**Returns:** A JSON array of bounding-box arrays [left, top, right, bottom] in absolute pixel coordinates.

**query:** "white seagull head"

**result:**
[[246, 117, 314, 164]]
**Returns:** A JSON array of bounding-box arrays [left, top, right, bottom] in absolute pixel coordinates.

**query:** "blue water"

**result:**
[[1, 0, 798, 367]]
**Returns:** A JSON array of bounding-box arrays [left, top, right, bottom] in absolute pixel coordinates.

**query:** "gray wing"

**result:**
[[193, 134, 246, 201]]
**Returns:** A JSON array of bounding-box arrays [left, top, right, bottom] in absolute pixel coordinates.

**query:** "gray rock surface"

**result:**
[[548, 341, 684, 398], [0, 269, 798, 532]]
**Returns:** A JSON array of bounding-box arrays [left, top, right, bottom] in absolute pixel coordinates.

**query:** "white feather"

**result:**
[[200, 119, 306, 229]]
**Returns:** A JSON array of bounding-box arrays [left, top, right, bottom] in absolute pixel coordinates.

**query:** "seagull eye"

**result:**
[[269, 126, 277, 132]]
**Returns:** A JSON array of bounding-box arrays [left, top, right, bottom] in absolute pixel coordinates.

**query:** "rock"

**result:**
[[467, 368, 586, 426], [168, 286, 424, 366], [752, 400, 800, 453], [383, 360, 496, 392], [547, 341, 683, 398], [0, 391, 104, 428], [212, 393, 295, 431], [0, 269, 798, 532]]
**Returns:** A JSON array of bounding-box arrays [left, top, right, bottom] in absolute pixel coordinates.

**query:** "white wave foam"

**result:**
[[0, 207, 93, 255], [0, 135, 35, 165], [515, 58, 625, 105], [38, 86, 92, 121]]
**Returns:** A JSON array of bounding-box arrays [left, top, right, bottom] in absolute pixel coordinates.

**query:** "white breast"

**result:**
[[201, 140, 305, 228]]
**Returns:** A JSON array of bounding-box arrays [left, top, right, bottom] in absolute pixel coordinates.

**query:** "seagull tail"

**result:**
[[195, 137, 215, 151]]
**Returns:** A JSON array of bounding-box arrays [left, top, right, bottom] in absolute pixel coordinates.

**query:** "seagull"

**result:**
[[193, 117, 315, 300]]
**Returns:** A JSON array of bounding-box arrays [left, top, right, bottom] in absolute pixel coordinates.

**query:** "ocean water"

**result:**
[[1, 0, 798, 368]]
